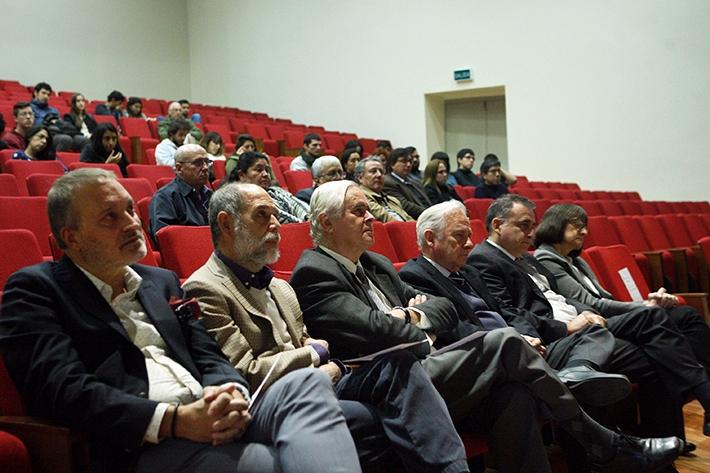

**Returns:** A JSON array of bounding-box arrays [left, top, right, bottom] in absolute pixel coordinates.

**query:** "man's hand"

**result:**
[[305, 338, 329, 352], [647, 288, 679, 309], [566, 312, 606, 334], [523, 335, 547, 358], [407, 294, 427, 307], [318, 362, 343, 384], [390, 308, 420, 325]]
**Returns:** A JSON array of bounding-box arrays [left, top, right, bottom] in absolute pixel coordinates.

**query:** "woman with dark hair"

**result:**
[[225, 134, 257, 176], [124, 97, 148, 119], [63, 93, 97, 142], [430, 151, 457, 186], [12, 125, 58, 162], [343, 139, 363, 156], [339, 147, 361, 181], [422, 159, 462, 204], [200, 131, 226, 162], [80, 123, 129, 176]]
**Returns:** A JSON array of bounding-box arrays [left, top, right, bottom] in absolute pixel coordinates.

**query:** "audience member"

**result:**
[[344, 139, 363, 156], [339, 147, 361, 181], [430, 151, 457, 186], [124, 97, 150, 119], [452, 148, 480, 187], [80, 123, 128, 176], [355, 157, 413, 223], [183, 182, 470, 473], [59, 93, 96, 150], [422, 159, 462, 204], [483, 153, 517, 186], [200, 131, 227, 162], [0, 168, 363, 473], [405, 146, 422, 182], [289, 133, 323, 171], [11, 125, 57, 163], [225, 134, 256, 176], [296, 155, 343, 204], [290, 180, 682, 473], [178, 99, 201, 123], [0, 112, 7, 150], [468, 194, 710, 440], [155, 119, 193, 167], [30, 82, 59, 126], [159, 101, 203, 142], [383, 147, 431, 219], [229, 151, 309, 224], [94, 90, 126, 122], [474, 158, 509, 199], [2, 102, 34, 150], [149, 144, 212, 245]]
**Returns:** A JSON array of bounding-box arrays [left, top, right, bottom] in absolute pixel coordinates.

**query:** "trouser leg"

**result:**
[[71, 135, 89, 151], [338, 400, 400, 473], [52, 133, 72, 151], [667, 305, 710, 374], [247, 368, 362, 473], [545, 324, 616, 370], [336, 350, 468, 473]]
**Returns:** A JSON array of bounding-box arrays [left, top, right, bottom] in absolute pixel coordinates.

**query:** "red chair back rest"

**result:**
[[283, 170, 313, 195], [584, 245, 650, 302], [585, 216, 621, 248], [633, 215, 673, 250], [271, 222, 313, 272], [119, 117, 152, 138], [3, 160, 66, 195], [609, 216, 651, 253], [126, 164, 174, 187], [0, 229, 44, 291], [370, 221, 400, 263], [0, 174, 19, 196], [655, 215, 694, 248], [0, 197, 52, 256], [470, 219, 488, 245], [681, 214, 709, 242], [384, 220, 419, 262], [116, 178, 155, 202], [0, 356, 26, 416], [26, 173, 61, 196], [156, 226, 213, 279], [463, 198, 493, 220], [68, 162, 121, 176]]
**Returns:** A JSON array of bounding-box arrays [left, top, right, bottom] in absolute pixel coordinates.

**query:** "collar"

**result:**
[[422, 255, 452, 277], [174, 175, 210, 197], [31, 99, 48, 109], [215, 250, 274, 290], [389, 172, 406, 184], [458, 168, 473, 175], [320, 245, 361, 274], [77, 264, 142, 303], [486, 239, 517, 261]]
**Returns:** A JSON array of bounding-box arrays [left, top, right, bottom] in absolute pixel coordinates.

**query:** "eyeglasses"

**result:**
[[181, 158, 212, 168], [323, 170, 343, 178], [17, 111, 34, 117]]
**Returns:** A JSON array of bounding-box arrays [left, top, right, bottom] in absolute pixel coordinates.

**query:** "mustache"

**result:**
[[263, 232, 280, 244], [121, 231, 144, 245]]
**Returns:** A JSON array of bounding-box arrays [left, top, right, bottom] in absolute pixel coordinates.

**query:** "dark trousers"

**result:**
[[545, 324, 616, 370], [336, 350, 468, 473], [667, 305, 710, 375]]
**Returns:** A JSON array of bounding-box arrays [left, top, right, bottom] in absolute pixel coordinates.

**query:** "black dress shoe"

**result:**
[[557, 366, 631, 406], [592, 434, 682, 473], [681, 441, 696, 456], [704, 413, 710, 436]]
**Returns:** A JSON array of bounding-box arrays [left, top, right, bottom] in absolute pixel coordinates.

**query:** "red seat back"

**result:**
[[633, 215, 673, 250], [584, 245, 651, 302], [0, 197, 51, 256], [3, 160, 66, 195], [370, 221, 400, 263], [0, 229, 44, 292], [0, 174, 19, 196], [68, 162, 121, 176], [681, 214, 709, 242], [656, 214, 694, 248], [283, 170, 313, 195], [597, 200, 624, 216], [119, 117, 152, 138], [116, 178, 155, 202], [585, 216, 622, 248], [156, 226, 212, 279], [463, 198, 493, 220], [126, 164, 175, 187], [470, 219, 488, 245], [26, 173, 61, 196], [271, 222, 312, 272], [618, 200, 642, 215], [384, 220, 419, 262], [55, 152, 81, 167], [609, 216, 651, 253]]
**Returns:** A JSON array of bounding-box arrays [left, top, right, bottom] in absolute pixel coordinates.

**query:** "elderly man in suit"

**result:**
[[182, 182, 470, 473], [289, 179, 682, 473], [382, 147, 431, 219], [0, 169, 363, 473], [467, 193, 710, 442]]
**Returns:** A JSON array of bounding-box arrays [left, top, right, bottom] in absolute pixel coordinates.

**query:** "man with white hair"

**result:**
[[295, 155, 343, 204], [356, 157, 413, 223], [289, 180, 683, 473], [159, 101, 203, 142], [183, 182, 471, 473], [149, 144, 212, 244]]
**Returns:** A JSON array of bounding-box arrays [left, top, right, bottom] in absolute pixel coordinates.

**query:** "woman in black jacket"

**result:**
[[61, 93, 97, 151], [422, 159, 462, 204], [80, 123, 129, 176]]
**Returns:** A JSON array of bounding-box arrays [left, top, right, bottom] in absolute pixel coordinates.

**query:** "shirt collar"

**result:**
[[77, 264, 142, 303], [215, 250, 274, 290], [422, 255, 452, 277], [486, 239, 517, 261], [320, 245, 361, 274], [174, 175, 210, 197], [389, 172, 406, 184]]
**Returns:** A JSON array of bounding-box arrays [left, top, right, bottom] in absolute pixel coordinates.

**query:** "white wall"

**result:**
[[0, 0, 191, 101], [187, 0, 710, 201]]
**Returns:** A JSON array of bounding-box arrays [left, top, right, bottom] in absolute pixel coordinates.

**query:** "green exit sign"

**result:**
[[454, 69, 472, 81]]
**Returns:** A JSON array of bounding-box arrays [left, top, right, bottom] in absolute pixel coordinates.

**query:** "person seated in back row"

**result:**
[[383, 147, 431, 219], [156, 119, 193, 167], [422, 159, 462, 204], [80, 123, 129, 176], [296, 155, 344, 204], [474, 157, 509, 199]]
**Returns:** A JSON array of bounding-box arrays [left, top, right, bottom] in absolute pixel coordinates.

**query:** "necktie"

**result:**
[[450, 272, 507, 329], [355, 267, 391, 313], [449, 272, 475, 295]]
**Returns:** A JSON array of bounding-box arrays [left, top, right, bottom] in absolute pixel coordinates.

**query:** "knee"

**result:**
[[281, 367, 331, 390]]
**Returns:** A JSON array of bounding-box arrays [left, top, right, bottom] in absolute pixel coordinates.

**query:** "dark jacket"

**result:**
[[424, 183, 463, 205], [80, 142, 129, 177], [62, 112, 98, 136]]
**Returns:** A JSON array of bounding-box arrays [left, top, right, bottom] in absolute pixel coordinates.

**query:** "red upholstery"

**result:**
[[384, 220, 419, 262], [0, 430, 32, 473], [156, 177, 173, 189], [638, 201, 658, 215], [699, 237, 710, 267], [463, 198, 493, 220], [0, 174, 19, 196], [533, 199, 552, 222], [144, 148, 156, 166], [584, 245, 650, 301], [597, 200, 624, 216], [116, 178, 155, 202], [656, 214, 696, 248], [55, 151, 82, 167], [126, 164, 174, 188], [574, 200, 603, 217], [94, 114, 118, 128], [26, 173, 61, 196], [370, 221, 400, 264], [283, 170, 313, 195], [0, 197, 52, 256], [0, 229, 44, 291], [3, 160, 66, 195], [266, 125, 286, 141], [245, 122, 269, 141], [270, 158, 287, 188], [453, 186, 475, 200], [556, 189, 581, 201], [618, 200, 642, 215], [681, 214, 710, 241], [536, 189, 560, 200], [270, 222, 312, 272], [212, 160, 226, 181], [512, 187, 540, 200], [470, 219, 488, 245], [204, 124, 237, 142], [322, 133, 344, 153], [585, 216, 621, 248], [284, 130, 305, 151], [0, 149, 18, 169], [119, 117, 152, 138], [68, 162, 122, 176], [136, 197, 153, 246], [156, 226, 212, 279]]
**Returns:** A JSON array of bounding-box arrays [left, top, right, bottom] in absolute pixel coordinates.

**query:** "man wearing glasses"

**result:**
[[2, 102, 35, 150], [295, 155, 344, 204], [149, 144, 213, 245]]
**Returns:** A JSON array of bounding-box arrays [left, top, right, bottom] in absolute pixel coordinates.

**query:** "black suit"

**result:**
[[383, 173, 431, 219], [291, 247, 604, 473]]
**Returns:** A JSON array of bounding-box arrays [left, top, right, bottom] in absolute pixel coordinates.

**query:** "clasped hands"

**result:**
[[643, 287, 679, 309]]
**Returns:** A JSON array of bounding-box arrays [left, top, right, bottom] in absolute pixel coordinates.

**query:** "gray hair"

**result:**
[[311, 155, 340, 178], [48, 168, 118, 249], [485, 194, 536, 233], [175, 143, 207, 164], [416, 201, 467, 249], [353, 156, 383, 181], [168, 101, 181, 113], [309, 180, 357, 245], [208, 182, 261, 246]]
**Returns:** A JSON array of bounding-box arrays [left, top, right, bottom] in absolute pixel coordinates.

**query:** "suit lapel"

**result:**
[[483, 241, 548, 302], [417, 258, 480, 320], [362, 253, 401, 307], [461, 267, 501, 312], [316, 247, 380, 311]]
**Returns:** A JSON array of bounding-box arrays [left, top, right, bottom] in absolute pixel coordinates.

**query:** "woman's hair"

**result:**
[[339, 147, 359, 169], [200, 131, 225, 156], [422, 159, 445, 191], [126, 97, 143, 117], [227, 151, 268, 182], [70, 93, 86, 115], [89, 123, 122, 158], [25, 125, 56, 161], [534, 203, 588, 249]]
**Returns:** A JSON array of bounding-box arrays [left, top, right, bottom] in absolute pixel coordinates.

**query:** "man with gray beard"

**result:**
[[183, 182, 471, 473]]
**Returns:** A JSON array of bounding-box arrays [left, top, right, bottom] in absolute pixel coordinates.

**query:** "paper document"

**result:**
[[618, 267, 643, 301], [249, 352, 282, 411]]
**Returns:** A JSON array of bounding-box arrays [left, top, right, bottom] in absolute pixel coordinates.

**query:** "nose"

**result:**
[[365, 210, 375, 222], [269, 214, 281, 230], [464, 237, 474, 249], [580, 227, 588, 236]]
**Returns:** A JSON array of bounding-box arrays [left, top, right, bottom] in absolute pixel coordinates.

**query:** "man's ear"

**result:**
[[317, 212, 334, 235], [60, 227, 78, 250], [217, 211, 234, 237], [491, 217, 504, 236], [422, 228, 437, 249]]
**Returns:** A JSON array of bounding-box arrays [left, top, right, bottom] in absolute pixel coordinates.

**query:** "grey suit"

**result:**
[[383, 173, 431, 219]]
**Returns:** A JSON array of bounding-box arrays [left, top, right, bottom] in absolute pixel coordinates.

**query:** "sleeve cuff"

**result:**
[[411, 307, 431, 330], [144, 402, 170, 444]]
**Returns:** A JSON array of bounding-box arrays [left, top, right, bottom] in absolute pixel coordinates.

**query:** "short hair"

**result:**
[[13, 101, 32, 117], [25, 125, 56, 161], [480, 158, 500, 175], [127, 96, 142, 107], [344, 140, 362, 152], [376, 140, 392, 150], [534, 204, 588, 249], [236, 134, 255, 148], [353, 156, 382, 181], [422, 159, 445, 188], [34, 82, 52, 93], [311, 155, 340, 178], [199, 131, 225, 155], [178, 99, 190, 106], [228, 151, 268, 182], [207, 182, 255, 246], [456, 148, 474, 160], [303, 133, 321, 145], [485, 194, 536, 232], [89, 123, 122, 158], [309, 180, 356, 245], [404, 146, 416, 155], [483, 153, 500, 164], [167, 101, 182, 113], [167, 118, 192, 136], [416, 201, 467, 249], [107, 90, 125, 102], [48, 168, 117, 249], [386, 147, 409, 171], [175, 144, 206, 163], [431, 151, 450, 171], [339, 147, 359, 168]]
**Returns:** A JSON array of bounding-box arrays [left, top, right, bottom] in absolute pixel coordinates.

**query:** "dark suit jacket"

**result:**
[[467, 241, 594, 344], [382, 173, 431, 219], [290, 248, 458, 360], [0, 257, 246, 473]]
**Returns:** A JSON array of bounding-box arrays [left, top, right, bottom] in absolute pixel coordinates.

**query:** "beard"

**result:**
[[234, 228, 280, 267]]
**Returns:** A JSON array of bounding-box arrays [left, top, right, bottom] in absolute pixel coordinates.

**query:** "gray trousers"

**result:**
[[134, 369, 362, 473]]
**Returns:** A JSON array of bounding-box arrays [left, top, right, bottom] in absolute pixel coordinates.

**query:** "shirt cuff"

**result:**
[[309, 346, 322, 366], [223, 381, 251, 404], [144, 402, 170, 444], [411, 307, 431, 330]]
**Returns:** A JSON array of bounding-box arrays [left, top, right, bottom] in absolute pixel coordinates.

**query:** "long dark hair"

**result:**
[[25, 125, 56, 161], [90, 123, 123, 158]]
